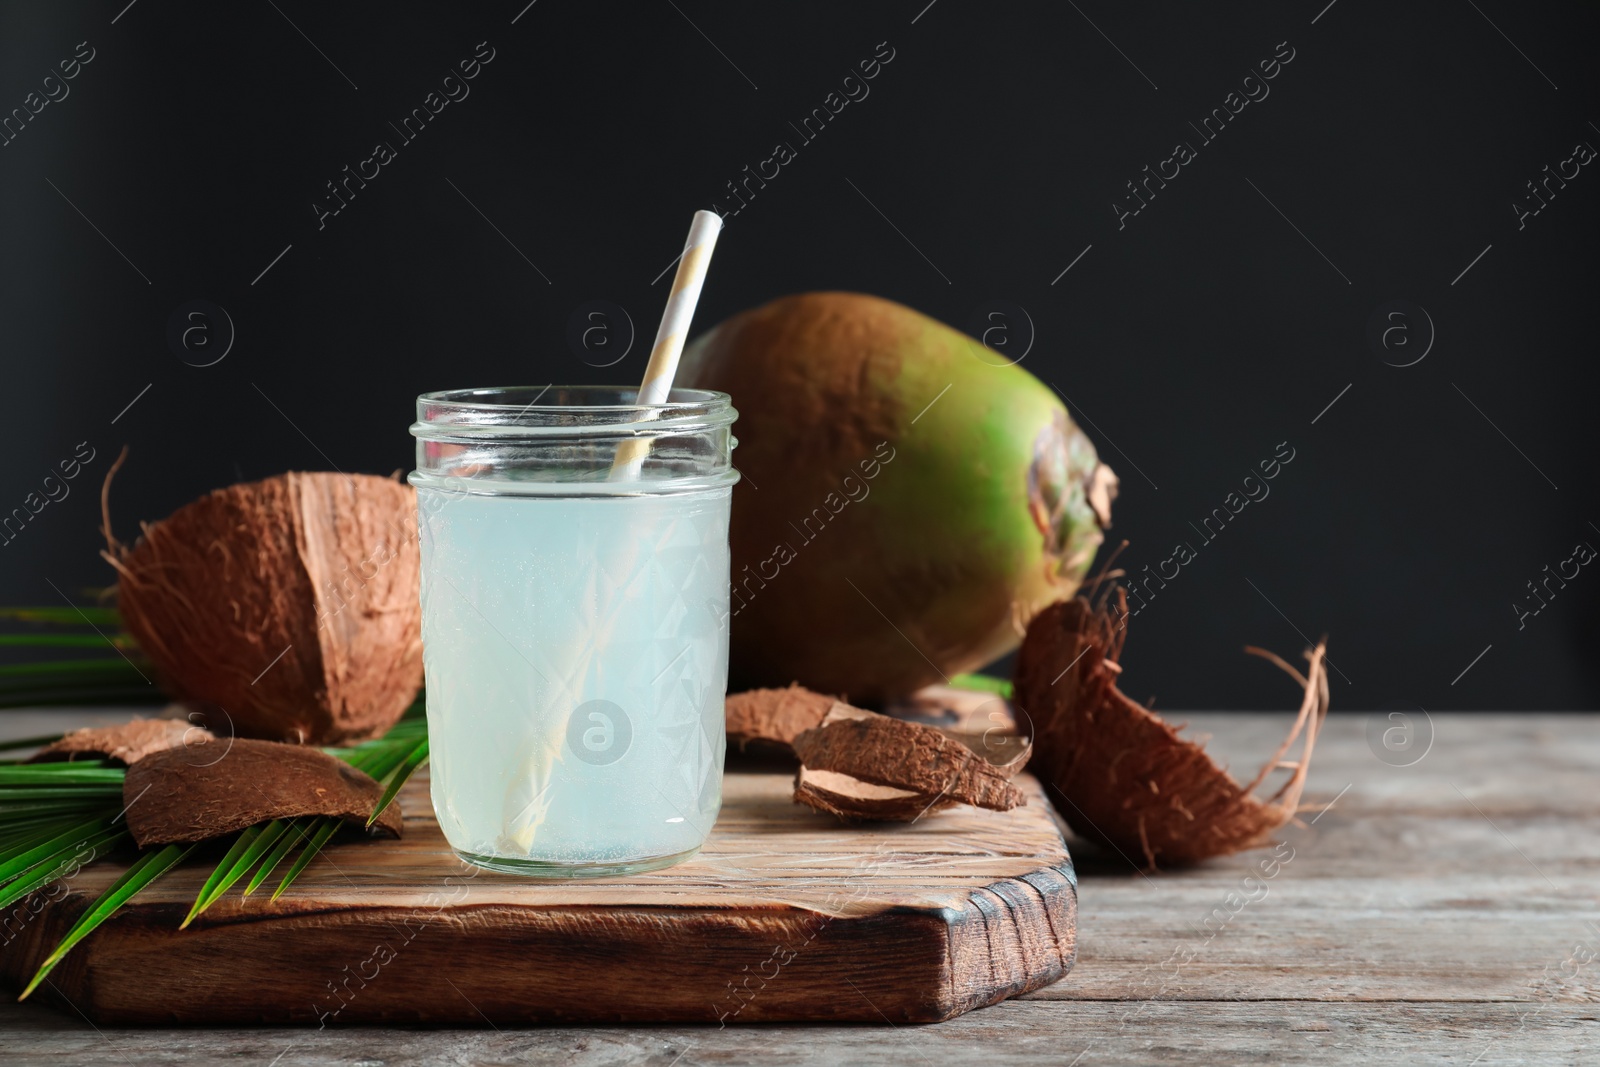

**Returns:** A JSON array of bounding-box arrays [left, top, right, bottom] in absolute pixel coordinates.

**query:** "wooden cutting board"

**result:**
[[3, 766, 1076, 1025]]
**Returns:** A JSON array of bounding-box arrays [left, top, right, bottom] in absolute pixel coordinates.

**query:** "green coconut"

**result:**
[[678, 292, 1116, 703]]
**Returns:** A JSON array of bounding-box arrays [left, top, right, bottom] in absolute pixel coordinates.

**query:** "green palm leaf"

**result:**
[[182, 820, 294, 926], [242, 818, 311, 897], [0, 814, 115, 854], [0, 635, 135, 650], [0, 765, 126, 786], [0, 827, 128, 912], [0, 817, 114, 884], [180, 827, 260, 929], [949, 671, 1014, 698], [0, 686, 164, 711], [0, 785, 123, 802], [271, 818, 342, 901], [0, 675, 431, 990], [0, 659, 149, 679], [0, 801, 121, 824], [0, 606, 121, 627], [20, 842, 193, 999], [368, 737, 428, 828]]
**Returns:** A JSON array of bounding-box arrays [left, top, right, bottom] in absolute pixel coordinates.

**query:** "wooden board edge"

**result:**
[[914, 859, 1080, 1022], [0, 859, 1078, 1025]]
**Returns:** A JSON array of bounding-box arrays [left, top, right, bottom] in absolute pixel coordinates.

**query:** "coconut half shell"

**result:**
[[1014, 593, 1328, 869], [104, 468, 423, 745], [122, 738, 403, 847]]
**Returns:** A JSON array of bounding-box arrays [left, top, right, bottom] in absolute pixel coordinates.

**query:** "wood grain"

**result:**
[[0, 763, 1077, 1025], [2, 1000, 1595, 1065], [2, 710, 1596, 1066]]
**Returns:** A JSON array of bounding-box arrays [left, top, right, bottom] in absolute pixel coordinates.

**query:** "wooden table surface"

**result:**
[[3, 709, 1597, 1065]]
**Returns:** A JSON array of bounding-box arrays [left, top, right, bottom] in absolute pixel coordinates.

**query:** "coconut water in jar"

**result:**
[[409, 386, 736, 877]]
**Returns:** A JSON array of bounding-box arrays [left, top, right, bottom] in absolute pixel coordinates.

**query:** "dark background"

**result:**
[[1, 1, 1594, 710]]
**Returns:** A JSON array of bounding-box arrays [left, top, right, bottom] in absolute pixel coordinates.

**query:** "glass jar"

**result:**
[[409, 386, 738, 877]]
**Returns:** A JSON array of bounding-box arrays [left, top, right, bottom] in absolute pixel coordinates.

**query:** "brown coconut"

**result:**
[[102, 461, 423, 745], [1014, 591, 1328, 869]]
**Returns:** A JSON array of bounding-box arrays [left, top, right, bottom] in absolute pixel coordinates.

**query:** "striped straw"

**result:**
[[610, 210, 724, 480]]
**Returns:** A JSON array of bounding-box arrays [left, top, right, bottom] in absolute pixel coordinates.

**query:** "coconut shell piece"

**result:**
[[1014, 592, 1328, 869], [725, 684, 839, 753], [791, 704, 1026, 816], [793, 767, 960, 822], [121, 738, 403, 847], [29, 718, 208, 766], [103, 463, 423, 745], [881, 685, 1034, 773]]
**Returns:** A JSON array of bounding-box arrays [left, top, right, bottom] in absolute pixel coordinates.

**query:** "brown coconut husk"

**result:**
[[1014, 588, 1328, 869], [791, 703, 1027, 821], [122, 739, 403, 847], [100, 454, 423, 745], [880, 685, 1035, 772], [30, 718, 209, 766], [725, 684, 838, 754], [793, 767, 960, 822]]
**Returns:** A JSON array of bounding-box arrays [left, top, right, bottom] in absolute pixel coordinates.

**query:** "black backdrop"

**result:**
[[2, 1, 1595, 710]]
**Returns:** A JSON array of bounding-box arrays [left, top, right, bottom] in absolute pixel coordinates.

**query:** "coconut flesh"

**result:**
[[102, 464, 423, 745]]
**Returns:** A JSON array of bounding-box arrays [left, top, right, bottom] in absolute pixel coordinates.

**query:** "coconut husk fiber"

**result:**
[[1014, 590, 1328, 869], [790, 703, 1027, 821], [793, 767, 960, 822], [122, 738, 403, 847], [725, 684, 839, 754], [30, 718, 209, 766], [101, 457, 423, 745]]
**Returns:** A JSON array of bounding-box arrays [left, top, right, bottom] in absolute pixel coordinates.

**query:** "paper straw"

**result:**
[[610, 210, 723, 480]]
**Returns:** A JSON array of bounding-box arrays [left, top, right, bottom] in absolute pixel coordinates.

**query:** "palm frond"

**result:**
[[0, 827, 129, 912], [182, 819, 295, 926], [0, 799, 120, 822], [0, 656, 158, 712], [0, 813, 113, 854], [0, 635, 136, 650], [0, 765, 126, 786], [0, 607, 121, 627], [368, 737, 428, 827], [0, 659, 149, 680], [20, 842, 192, 999], [253, 721, 432, 898], [0, 643, 431, 997], [948, 672, 1015, 698], [271, 818, 342, 901], [0, 816, 115, 884], [243, 817, 312, 897]]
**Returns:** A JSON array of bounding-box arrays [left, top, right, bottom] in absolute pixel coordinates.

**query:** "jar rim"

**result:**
[[418, 385, 729, 413], [412, 385, 736, 442]]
